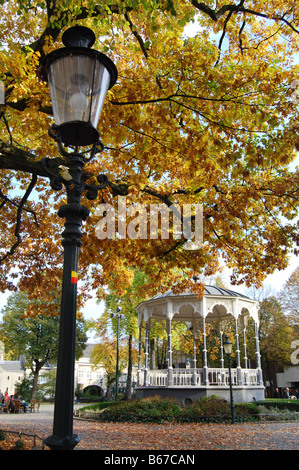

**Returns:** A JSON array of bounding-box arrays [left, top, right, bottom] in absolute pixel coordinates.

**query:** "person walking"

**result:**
[[274, 387, 281, 398]]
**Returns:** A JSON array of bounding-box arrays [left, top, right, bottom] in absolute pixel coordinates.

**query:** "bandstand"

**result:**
[[135, 285, 265, 404]]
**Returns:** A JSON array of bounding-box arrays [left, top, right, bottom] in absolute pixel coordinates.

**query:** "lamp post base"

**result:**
[[44, 434, 80, 451]]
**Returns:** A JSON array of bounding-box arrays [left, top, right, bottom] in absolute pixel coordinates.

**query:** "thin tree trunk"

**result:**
[[31, 361, 43, 400], [125, 334, 133, 400]]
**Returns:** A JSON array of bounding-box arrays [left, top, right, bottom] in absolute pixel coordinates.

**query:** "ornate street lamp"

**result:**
[[223, 335, 236, 424], [40, 25, 117, 450]]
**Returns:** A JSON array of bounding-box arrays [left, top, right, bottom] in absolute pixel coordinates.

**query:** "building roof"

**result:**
[[136, 284, 259, 323], [0, 360, 25, 372], [149, 285, 251, 301]]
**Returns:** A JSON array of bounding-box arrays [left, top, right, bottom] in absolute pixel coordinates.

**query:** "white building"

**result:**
[[0, 342, 107, 398], [0, 360, 26, 397], [276, 366, 299, 393], [74, 344, 107, 397]]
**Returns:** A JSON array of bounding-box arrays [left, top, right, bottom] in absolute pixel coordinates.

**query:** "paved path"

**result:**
[[1, 404, 299, 451]]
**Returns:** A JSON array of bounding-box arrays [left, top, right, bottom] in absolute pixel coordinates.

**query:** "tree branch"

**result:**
[[190, 1, 299, 35], [124, 11, 149, 59], [190, 1, 268, 22], [0, 141, 64, 177], [0, 173, 38, 264]]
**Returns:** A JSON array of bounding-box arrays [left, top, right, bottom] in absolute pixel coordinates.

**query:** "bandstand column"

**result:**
[[167, 318, 174, 386], [243, 327, 248, 369], [240, 316, 248, 371], [137, 323, 142, 386], [202, 316, 209, 385], [166, 301, 173, 386], [220, 331, 224, 368], [254, 322, 263, 385], [242, 325, 248, 385], [191, 323, 197, 385], [144, 320, 149, 386], [235, 318, 242, 385], [220, 330, 226, 385]]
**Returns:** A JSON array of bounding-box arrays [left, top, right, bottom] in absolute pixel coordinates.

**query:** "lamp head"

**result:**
[[223, 335, 233, 355], [41, 25, 117, 147]]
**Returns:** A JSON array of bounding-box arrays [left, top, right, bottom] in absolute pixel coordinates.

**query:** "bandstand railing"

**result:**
[[142, 368, 259, 387]]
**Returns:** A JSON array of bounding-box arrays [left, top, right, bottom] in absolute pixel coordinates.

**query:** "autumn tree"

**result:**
[[90, 337, 129, 397], [278, 267, 299, 324], [257, 296, 294, 395], [94, 270, 146, 399], [0, 0, 298, 313], [0, 291, 87, 399]]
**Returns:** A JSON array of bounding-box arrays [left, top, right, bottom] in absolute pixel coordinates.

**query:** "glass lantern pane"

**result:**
[[89, 64, 110, 128], [48, 54, 110, 129], [48, 55, 91, 124]]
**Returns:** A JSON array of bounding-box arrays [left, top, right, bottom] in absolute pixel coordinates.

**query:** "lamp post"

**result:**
[[111, 307, 124, 402], [223, 335, 236, 424], [40, 25, 117, 450]]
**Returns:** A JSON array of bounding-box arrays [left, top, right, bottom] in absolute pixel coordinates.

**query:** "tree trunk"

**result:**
[[125, 334, 133, 400], [31, 360, 43, 399]]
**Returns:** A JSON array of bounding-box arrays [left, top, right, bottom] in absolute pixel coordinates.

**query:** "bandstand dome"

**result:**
[[135, 284, 265, 404]]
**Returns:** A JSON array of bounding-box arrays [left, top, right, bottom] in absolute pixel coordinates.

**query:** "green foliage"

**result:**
[[0, 291, 87, 365], [89, 395, 259, 423], [37, 369, 56, 400], [256, 399, 299, 412], [78, 401, 117, 412], [0, 430, 7, 441], [12, 438, 25, 450], [99, 396, 182, 423], [235, 402, 260, 420], [258, 297, 294, 369], [182, 396, 259, 423], [14, 374, 34, 402], [15, 373, 47, 401], [184, 395, 230, 417], [75, 386, 105, 403]]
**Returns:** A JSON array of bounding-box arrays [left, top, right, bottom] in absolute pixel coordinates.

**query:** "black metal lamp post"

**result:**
[[223, 335, 236, 424], [40, 25, 117, 450], [111, 307, 124, 402]]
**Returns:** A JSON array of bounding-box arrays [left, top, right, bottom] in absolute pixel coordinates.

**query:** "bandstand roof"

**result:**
[[136, 285, 259, 325], [150, 285, 251, 301]]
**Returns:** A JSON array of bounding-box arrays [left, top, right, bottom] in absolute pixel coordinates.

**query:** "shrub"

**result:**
[[190, 396, 229, 415], [181, 395, 231, 422], [80, 395, 260, 424], [256, 399, 299, 412], [12, 439, 25, 450], [235, 402, 259, 421], [98, 396, 181, 423]]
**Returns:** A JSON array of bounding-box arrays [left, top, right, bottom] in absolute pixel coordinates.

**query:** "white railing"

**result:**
[[242, 369, 259, 385], [173, 368, 202, 386], [143, 368, 259, 387], [148, 370, 168, 386]]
